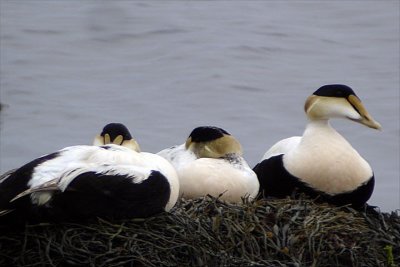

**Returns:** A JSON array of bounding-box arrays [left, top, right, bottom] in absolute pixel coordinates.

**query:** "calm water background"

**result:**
[[0, 1, 399, 211]]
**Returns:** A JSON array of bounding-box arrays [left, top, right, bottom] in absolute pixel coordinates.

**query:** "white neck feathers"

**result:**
[[284, 119, 373, 195]]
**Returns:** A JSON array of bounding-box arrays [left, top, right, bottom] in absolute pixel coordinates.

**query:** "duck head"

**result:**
[[93, 123, 141, 152], [304, 84, 382, 130], [185, 126, 243, 158]]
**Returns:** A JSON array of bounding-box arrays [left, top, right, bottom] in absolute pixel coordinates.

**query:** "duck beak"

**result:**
[[347, 95, 382, 130]]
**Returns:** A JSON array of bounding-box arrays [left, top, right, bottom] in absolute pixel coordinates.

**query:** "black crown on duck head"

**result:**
[[188, 126, 230, 143], [100, 123, 132, 141], [313, 84, 356, 98]]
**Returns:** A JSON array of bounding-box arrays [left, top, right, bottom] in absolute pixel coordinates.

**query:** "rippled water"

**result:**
[[1, 1, 399, 211]]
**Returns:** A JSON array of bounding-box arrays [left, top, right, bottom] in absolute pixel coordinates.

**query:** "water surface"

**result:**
[[1, 1, 399, 211]]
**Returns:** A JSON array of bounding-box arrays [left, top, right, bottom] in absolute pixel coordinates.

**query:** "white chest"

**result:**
[[284, 122, 372, 195]]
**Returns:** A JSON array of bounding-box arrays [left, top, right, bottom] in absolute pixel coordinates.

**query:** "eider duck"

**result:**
[[158, 126, 259, 203], [0, 123, 179, 225], [253, 84, 381, 208]]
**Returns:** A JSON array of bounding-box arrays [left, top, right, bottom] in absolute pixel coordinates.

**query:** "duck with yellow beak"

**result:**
[[0, 123, 179, 225], [158, 126, 259, 203], [253, 84, 381, 208]]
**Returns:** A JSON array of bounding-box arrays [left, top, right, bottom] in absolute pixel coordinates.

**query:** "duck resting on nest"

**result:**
[[158, 126, 259, 203], [0, 123, 179, 225], [253, 84, 381, 208]]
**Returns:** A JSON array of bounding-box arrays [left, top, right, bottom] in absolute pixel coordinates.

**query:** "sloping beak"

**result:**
[[347, 95, 382, 130]]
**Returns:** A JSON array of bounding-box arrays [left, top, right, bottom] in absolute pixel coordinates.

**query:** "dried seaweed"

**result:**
[[0, 196, 399, 267]]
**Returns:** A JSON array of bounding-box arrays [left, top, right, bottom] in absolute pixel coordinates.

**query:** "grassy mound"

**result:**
[[0, 196, 398, 267]]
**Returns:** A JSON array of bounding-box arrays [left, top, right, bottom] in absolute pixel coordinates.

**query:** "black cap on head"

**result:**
[[100, 123, 132, 141], [188, 126, 230, 143], [313, 84, 356, 98]]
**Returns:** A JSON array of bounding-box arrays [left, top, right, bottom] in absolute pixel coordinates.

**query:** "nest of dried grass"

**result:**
[[0, 196, 398, 267]]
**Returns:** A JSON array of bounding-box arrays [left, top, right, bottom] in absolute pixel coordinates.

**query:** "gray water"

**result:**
[[0, 1, 399, 211]]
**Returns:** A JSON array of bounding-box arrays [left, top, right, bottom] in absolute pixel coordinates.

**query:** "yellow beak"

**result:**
[[347, 95, 382, 130]]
